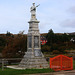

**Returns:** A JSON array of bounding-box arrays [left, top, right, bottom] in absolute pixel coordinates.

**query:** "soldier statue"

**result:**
[[30, 3, 40, 20]]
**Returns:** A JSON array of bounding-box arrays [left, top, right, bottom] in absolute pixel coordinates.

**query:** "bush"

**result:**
[[41, 45, 51, 52]]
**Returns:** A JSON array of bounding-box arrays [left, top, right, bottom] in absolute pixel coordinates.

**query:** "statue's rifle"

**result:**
[[36, 4, 40, 8], [31, 4, 40, 11]]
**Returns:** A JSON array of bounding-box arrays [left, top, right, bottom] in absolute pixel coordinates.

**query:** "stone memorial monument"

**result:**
[[19, 3, 49, 69]]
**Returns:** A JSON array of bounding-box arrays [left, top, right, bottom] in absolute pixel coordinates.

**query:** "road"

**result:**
[[24, 70, 75, 75], [66, 73, 75, 75], [24, 73, 75, 75], [53, 70, 75, 75], [56, 73, 75, 75]]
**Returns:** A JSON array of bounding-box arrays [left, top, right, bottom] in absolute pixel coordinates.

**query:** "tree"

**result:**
[[41, 45, 51, 52], [46, 29, 55, 45], [6, 31, 11, 36], [0, 37, 6, 52], [2, 35, 27, 58]]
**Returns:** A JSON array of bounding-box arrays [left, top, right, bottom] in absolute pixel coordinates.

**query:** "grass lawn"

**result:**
[[73, 60, 75, 69], [0, 68, 54, 75]]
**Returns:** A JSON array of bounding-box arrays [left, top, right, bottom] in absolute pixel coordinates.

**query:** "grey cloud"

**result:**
[[61, 19, 75, 28], [68, 6, 75, 14]]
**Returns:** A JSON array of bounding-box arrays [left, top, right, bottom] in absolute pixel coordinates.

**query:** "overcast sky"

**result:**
[[0, 0, 75, 34]]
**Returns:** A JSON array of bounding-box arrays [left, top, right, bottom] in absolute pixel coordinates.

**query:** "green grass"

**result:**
[[73, 60, 75, 69], [0, 68, 54, 75]]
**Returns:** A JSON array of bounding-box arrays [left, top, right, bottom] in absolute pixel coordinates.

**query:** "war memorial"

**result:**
[[19, 3, 49, 69]]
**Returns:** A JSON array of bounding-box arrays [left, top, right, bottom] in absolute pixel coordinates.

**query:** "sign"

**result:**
[[34, 49, 42, 57], [34, 36, 39, 48], [28, 36, 32, 48]]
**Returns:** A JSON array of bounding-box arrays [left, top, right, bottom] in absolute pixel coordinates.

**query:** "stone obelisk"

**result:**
[[19, 3, 49, 69]]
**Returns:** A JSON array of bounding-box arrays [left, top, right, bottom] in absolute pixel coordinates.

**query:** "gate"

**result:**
[[50, 55, 73, 71]]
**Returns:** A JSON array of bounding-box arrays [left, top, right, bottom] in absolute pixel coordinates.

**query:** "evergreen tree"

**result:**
[[46, 29, 55, 45], [6, 31, 11, 36]]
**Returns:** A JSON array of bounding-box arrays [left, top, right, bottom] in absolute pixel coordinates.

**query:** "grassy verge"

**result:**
[[73, 60, 75, 69], [0, 68, 54, 75]]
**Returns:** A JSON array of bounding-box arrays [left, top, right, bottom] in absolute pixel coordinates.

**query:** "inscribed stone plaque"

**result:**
[[28, 36, 32, 48], [34, 49, 42, 57], [34, 36, 39, 48]]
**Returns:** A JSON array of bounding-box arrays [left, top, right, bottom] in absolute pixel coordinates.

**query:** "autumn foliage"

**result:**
[[0, 29, 75, 58], [2, 34, 27, 58]]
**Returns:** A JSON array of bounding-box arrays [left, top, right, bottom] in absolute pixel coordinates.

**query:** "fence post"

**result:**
[[71, 57, 73, 70], [50, 57, 52, 69], [49, 57, 50, 68], [2, 59, 4, 71]]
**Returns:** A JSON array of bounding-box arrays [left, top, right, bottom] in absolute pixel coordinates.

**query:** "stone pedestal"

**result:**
[[19, 51, 49, 69], [19, 3, 49, 69]]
